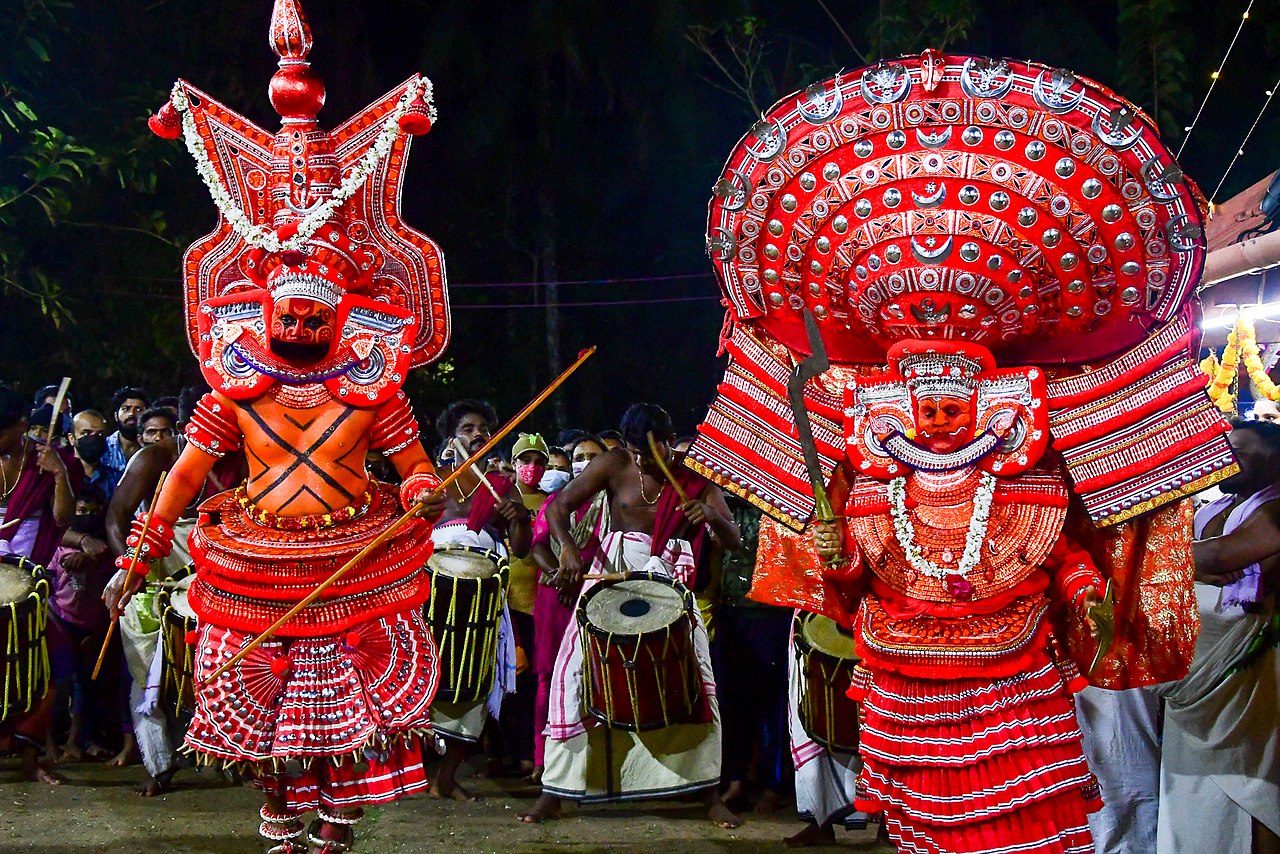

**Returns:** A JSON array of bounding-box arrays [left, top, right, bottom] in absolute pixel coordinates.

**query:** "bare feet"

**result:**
[[517, 793, 562, 823], [21, 749, 62, 785], [307, 820, 354, 854], [784, 821, 835, 847], [429, 779, 479, 801], [526, 765, 543, 785], [136, 768, 176, 797], [721, 778, 746, 807], [59, 743, 84, 763], [108, 737, 138, 767], [83, 743, 113, 761], [704, 791, 742, 829], [754, 788, 783, 814]]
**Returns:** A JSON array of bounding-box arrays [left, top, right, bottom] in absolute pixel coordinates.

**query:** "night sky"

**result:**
[[6, 0, 1280, 440]]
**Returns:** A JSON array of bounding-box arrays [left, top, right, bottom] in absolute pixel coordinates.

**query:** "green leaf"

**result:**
[[13, 100, 37, 122], [25, 37, 50, 63]]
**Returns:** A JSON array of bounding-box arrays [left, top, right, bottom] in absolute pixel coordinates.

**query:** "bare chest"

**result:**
[[238, 398, 374, 469]]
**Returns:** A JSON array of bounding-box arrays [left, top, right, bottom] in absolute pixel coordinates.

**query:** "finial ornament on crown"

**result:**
[[147, 0, 450, 402]]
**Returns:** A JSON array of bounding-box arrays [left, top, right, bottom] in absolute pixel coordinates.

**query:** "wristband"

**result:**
[[399, 471, 442, 511]]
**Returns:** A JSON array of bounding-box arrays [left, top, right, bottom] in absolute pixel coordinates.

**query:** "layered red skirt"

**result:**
[[184, 608, 439, 812], [851, 661, 1099, 854]]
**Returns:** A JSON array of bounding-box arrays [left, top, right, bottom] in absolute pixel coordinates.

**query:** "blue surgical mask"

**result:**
[[539, 469, 571, 493]]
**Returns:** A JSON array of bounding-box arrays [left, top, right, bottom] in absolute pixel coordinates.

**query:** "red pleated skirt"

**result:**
[[852, 661, 1100, 854]]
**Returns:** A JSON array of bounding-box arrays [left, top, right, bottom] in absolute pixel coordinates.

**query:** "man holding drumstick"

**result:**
[[519, 402, 742, 828]]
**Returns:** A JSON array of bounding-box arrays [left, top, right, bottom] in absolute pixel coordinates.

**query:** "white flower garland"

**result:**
[[170, 76, 434, 253], [887, 471, 996, 579]]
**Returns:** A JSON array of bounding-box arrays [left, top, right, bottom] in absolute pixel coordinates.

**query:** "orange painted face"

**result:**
[[270, 297, 336, 363], [914, 394, 973, 454]]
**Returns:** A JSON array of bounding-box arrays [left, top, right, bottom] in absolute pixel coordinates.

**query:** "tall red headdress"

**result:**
[[149, 0, 448, 405], [689, 52, 1234, 529]]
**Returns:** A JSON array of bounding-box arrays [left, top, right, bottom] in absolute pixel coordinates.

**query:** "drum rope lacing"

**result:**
[[425, 548, 506, 704], [1, 557, 50, 718], [582, 575, 701, 729]]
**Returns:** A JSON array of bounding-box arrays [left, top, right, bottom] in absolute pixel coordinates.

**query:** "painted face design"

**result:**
[[914, 394, 973, 454], [271, 297, 336, 345]]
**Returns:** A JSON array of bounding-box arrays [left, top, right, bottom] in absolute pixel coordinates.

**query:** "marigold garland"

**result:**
[[1237, 317, 1280, 401]]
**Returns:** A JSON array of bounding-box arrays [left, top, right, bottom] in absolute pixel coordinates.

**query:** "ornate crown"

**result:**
[[149, 0, 449, 368], [269, 271, 342, 308]]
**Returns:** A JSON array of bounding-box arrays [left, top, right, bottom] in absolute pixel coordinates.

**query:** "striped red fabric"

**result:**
[[855, 662, 1100, 853]]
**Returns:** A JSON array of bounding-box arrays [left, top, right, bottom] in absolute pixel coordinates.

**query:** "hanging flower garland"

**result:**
[[1236, 316, 1280, 401], [170, 76, 432, 254], [887, 471, 997, 581], [1207, 322, 1240, 413]]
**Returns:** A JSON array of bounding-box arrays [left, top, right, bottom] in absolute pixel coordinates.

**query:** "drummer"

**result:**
[[103, 394, 245, 793], [427, 399, 532, 800], [520, 402, 742, 828], [0, 388, 76, 785]]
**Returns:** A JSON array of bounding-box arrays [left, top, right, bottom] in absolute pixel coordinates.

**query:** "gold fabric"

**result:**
[[1059, 499, 1199, 688]]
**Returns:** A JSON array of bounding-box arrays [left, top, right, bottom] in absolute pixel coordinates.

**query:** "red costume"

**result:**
[[686, 52, 1235, 852], [128, 1, 451, 849]]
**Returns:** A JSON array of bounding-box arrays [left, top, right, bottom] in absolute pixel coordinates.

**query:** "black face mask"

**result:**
[[75, 434, 107, 464], [69, 511, 105, 536]]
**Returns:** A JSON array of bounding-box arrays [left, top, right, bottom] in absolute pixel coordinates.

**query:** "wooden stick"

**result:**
[[46, 378, 71, 440], [92, 470, 167, 680], [0, 383, 67, 536], [582, 571, 627, 583], [646, 432, 691, 504], [206, 346, 598, 683], [453, 437, 503, 502]]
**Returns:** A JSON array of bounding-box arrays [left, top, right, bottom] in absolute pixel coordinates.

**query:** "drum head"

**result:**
[[428, 545, 503, 579], [0, 564, 36, 604], [585, 578, 685, 635], [800, 614, 859, 661]]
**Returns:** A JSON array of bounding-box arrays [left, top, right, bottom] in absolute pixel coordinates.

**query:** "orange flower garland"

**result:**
[[1236, 316, 1280, 401], [1206, 323, 1239, 413]]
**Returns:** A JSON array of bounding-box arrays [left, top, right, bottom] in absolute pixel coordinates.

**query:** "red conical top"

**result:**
[[267, 0, 324, 122], [270, 0, 312, 61]]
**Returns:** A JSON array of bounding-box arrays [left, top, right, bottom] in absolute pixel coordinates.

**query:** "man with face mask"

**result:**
[[526, 433, 609, 783], [102, 387, 148, 476], [69, 410, 119, 500]]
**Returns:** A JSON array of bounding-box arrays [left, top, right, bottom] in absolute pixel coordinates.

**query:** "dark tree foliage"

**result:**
[[3, 0, 1279, 442]]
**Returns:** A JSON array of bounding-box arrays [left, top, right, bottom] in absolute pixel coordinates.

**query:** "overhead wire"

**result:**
[[1176, 0, 1254, 159], [1209, 71, 1280, 202]]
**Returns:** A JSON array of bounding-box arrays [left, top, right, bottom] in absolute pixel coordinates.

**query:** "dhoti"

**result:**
[[541, 530, 721, 802], [787, 618, 864, 829], [121, 517, 195, 779], [1156, 583, 1279, 852]]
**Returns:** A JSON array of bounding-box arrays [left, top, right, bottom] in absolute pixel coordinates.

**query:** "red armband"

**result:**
[[185, 393, 242, 457], [399, 471, 442, 510], [369, 392, 420, 455], [114, 513, 175, 573], [1047, 537, 1103, 605]]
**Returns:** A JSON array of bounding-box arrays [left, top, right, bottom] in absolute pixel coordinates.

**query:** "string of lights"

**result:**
[[1177, 0, 1254, 159], [1210, 71, 1280, 202]]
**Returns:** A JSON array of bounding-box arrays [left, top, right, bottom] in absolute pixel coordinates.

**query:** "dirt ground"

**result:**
[[0, 756, 895, 853]]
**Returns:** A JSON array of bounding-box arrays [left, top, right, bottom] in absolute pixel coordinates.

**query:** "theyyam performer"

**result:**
[[117, 1, 451, 850], [685, 50, 1236, 852]]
